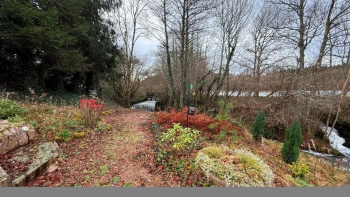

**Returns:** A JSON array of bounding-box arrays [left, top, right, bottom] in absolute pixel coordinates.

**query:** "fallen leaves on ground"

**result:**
[[25, 108, 169, 187]]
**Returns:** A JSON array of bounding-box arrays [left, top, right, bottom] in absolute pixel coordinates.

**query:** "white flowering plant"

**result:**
[[195, 145, 274, 187]]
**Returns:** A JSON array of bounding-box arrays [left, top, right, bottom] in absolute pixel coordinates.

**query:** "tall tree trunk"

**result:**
[[162, 0, 177, 107], [297, 0, 306, 119], [312, 0, 336, 96]]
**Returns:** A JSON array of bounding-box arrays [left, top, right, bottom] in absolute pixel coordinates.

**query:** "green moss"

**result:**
[[202, 146, 224, 159], [238, 154, 258, 169]]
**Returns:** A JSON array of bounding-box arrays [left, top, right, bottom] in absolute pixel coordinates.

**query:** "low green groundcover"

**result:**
[[195, 145, 274, 187]]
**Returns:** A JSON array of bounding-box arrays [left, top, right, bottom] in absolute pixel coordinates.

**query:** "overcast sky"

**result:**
[[133, 37, 158, 57], [106, 0, 347, 74]]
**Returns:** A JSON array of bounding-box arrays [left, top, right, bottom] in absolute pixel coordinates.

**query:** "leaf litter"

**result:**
[[25, 108, 170, 187]]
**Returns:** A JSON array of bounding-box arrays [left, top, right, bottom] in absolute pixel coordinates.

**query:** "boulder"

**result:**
[[14, 141, 60, 186], [0, 121, 53, 187], [0, 141, 60, 187]]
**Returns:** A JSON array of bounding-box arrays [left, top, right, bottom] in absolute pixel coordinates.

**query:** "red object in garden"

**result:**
[[80, 99, 104, 109]]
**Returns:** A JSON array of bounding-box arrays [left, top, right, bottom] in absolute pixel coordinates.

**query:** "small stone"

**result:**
[[22, 126, 29, 131], [57, 157, 64, 163], [46, 164, 58, 173]]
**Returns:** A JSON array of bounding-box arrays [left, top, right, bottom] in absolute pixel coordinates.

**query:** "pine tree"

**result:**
[[281, 119, 302, 164], [252, 110, 266, 142], [0, 0, 122, 94]]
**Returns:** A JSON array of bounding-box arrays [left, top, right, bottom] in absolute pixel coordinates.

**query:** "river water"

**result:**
[[131, 101, 156, 112], [218, 90, 350, 97], [302, 125, 350, 171], [320, 125, 350, 158]]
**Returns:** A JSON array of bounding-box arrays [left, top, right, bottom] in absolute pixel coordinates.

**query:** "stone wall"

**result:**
[[0, 120, 36, 156]]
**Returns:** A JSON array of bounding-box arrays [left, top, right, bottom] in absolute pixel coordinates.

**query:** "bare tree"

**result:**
[[208, 0, 255, 101], [148, 0, 178, 106], [334, 19, 350, 65], [310, 0, 350, 100], [268, 0, 321, 90], [149, 0, 214, 108], [244, 4, 285, 97], [267, 0, 322, 122], [315, 0, 350, 69], [112, 0, 148, 107]]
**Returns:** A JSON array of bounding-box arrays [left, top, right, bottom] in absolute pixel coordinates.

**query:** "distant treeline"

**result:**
[[224, 64, 350, 93]]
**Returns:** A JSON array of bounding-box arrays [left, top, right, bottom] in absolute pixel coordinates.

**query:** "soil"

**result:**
[[25, 108, 172, 187]]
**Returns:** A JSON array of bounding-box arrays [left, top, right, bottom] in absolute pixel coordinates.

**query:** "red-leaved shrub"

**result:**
[[155, 107, 244, 138], [80, 99, 104, 109], [79, 98, 104, 128]]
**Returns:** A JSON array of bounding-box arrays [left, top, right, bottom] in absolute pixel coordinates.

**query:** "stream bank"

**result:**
[[302, 125, 350, 172]]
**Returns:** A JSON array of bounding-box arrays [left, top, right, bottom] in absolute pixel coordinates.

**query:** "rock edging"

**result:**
[[0, 141, 59, 186], [0, 120, 36, 156], [0, 120, 60, 187]]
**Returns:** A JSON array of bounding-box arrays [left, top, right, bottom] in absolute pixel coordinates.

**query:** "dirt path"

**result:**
[[26, 108, 169, 187]]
